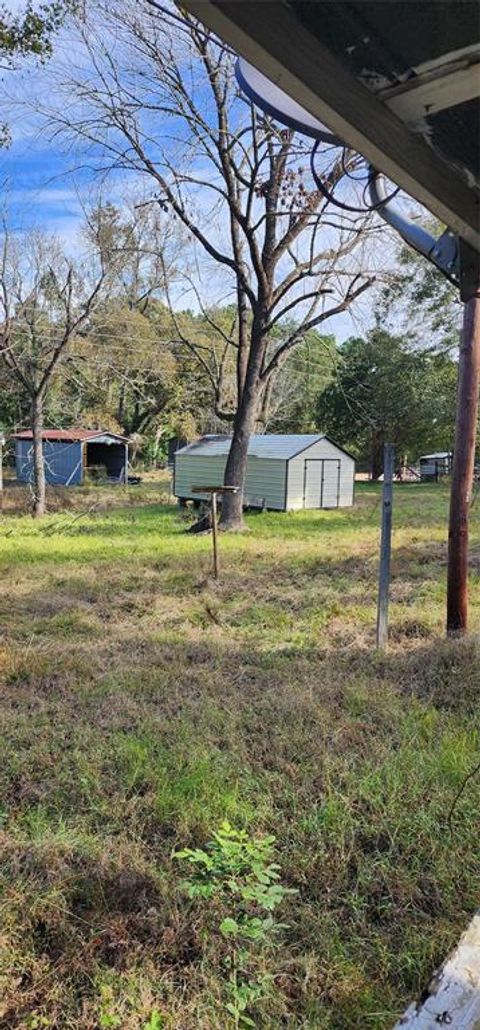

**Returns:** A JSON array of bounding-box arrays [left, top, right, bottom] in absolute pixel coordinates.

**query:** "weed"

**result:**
[[143, 1012, 165, 1030], [99, 986, 122, 1028], [175, 823, 295, 1027]]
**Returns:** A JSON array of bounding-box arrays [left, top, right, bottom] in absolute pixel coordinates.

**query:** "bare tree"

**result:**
[[0, 225, 121, 515], [68, 200, 185, 438], [37, 0, 377, 527]]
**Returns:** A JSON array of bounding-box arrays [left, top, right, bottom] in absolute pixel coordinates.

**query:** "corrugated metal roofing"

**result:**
[[12, 429, 127, 443], [177, 434, 326, 459]]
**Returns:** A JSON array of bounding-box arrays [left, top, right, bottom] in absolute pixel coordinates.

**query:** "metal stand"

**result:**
[[376, 443, 394, 650], [0, 433, 4, 510], [211, 491, 219, 579], [191, 485, 239, 580]]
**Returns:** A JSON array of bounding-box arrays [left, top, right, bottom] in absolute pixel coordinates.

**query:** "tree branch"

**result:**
[[261, 277, 374, 381]]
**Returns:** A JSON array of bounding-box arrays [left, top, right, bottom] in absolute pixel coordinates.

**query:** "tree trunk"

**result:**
[[371, 432, 383, 480], [257, 375, 274, 430], [31, 393, 46, 518], [220, 325, 265, 530]]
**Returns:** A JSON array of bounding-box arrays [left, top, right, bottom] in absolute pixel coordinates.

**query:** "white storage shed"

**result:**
[[174, 434, 355, 511]]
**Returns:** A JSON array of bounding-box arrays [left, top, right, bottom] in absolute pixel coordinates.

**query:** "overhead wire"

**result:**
[[310, 141, 400, 214]]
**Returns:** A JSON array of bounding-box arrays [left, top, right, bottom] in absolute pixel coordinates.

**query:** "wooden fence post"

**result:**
[[376, 443, 394, 650], [191, 485, 239, 581]]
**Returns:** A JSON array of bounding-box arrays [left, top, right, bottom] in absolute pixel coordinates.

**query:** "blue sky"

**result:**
[[0, 142, 85, 239], [0, 1, 91, 239]]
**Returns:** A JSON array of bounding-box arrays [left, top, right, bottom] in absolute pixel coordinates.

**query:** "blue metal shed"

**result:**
[[13, 429, 129, 486]]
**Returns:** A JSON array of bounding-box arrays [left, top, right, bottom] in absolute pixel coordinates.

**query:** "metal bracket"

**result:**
[[368, 168, 460, 287]]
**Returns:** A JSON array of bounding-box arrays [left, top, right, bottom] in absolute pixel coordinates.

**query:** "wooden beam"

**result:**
[[184, 0, 479, 251], [384, 64, 480, 120]]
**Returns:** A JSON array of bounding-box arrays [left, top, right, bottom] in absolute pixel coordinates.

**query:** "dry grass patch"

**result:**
[[0, 482, 479, 1028]]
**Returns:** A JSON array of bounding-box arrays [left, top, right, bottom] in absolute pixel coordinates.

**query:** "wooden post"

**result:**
[[376, 443, 394, 650], [191, 485, 239, 581], [447, 247, 480, 634], [211, 490, 219, 580]]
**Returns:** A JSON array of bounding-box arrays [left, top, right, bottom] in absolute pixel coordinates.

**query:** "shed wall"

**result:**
[[174, 453, 287, 510], [287, 439, 354, 509], [174, 453, 226, 501], [15, 440, 83, 486], [175, 438, 354, 510]]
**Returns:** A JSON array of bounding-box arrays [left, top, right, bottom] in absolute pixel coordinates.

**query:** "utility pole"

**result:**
[[447, 242, 480, 635]]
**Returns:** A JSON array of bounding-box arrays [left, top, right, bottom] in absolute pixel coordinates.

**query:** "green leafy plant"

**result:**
[[175, 822, 296, 1028], [98, 986, 121, 1028], [143, 1011, 164, 1030]]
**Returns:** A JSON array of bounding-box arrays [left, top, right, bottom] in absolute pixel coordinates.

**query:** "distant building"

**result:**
[[13, 429, 129, 486], [419, 452, 453, 481], [174, 433, 355, 510], [167, 436, 188, 468]]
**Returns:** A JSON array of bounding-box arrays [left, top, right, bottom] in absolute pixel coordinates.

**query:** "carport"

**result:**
[[13, 429, 129, 486]]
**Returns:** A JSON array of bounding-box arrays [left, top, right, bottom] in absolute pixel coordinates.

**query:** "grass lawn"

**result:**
[[1, 479, 479, 1029]]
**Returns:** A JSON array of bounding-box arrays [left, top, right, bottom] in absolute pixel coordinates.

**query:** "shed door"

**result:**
[[304, 459, 341, 508]]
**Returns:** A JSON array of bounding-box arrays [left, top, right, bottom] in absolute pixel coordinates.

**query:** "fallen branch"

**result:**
[[39, 502, 101, 537], [447, 758, 480, 832]]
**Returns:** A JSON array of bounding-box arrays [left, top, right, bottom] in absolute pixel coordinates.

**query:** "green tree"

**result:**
[[0, 2, 67, 60], [316, 329, 457, 478], [65, 203, 205, 457], [268, 331, 335, 432], [76, 302, 177, 437], [0, 2, 72, 144], [379, 224, 462, 353]]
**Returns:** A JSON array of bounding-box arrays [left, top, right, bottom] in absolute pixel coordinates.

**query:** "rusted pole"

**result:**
[[447, 249, 480, 635], [211, 490, 219, 580]]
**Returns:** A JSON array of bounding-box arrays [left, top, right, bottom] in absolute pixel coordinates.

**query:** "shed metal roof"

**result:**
[[177, 433, 338, 459], [12, 429, 128, 443]]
